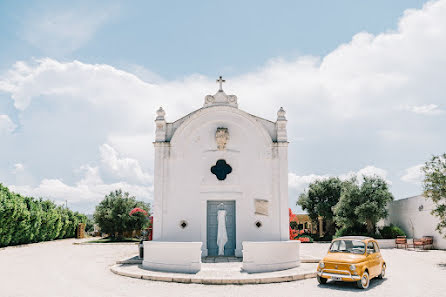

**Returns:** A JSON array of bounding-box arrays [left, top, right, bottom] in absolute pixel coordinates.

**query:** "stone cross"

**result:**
[[216, 76, 225, 91]]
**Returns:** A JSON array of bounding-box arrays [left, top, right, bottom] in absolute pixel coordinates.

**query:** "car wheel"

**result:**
[[317, 275, 327, 284], [357, 272, 370, 289], [378, 264, 386, 279]]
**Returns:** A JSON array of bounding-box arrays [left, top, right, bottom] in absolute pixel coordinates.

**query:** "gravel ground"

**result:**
[[1, 239, 445, 297]]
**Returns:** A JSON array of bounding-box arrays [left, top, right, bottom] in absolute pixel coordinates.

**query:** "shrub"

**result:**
[[0, 183, 87, 247], [296, 233, 314, 243], [94, 189, 150, 239], [334, 225, 382, 239], [313, 234, 333, 242], [379, 225, 406, 239]]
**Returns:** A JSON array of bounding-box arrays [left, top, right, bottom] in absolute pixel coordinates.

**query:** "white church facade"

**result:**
[[151, 77, 290, 258]]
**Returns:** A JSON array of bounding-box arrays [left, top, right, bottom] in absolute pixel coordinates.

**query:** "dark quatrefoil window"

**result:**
[[211, 159, 232, 181]]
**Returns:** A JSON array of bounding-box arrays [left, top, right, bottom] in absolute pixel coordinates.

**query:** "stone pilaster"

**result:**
[[275, 107, 289, 240], [153, 107, 169, 240]]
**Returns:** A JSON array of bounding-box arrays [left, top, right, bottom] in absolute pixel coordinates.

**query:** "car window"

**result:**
[[373, 242, 380, 253], [330, 240, 365, 254], [367, 242, 375, 254]]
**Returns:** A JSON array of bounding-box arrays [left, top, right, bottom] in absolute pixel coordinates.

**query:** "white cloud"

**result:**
[[288, 173, 329, 191], [12, 163, 25, 173], [10, 165, 152, 205], [400, 104, 443, 115], [99, 143, 152, 184], [289, 165, 390, 193], [401, 164, 424, 184], [2, 1, 446, 116], [340, 166, 389, 182], [0, 115, 16, 134], [2, 1, 446, 211]]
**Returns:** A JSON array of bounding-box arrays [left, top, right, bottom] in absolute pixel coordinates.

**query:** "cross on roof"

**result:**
[[216, 76, 225, 91]]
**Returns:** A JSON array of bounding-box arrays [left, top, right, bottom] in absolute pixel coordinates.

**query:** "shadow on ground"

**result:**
[[316, 278, 387, 292]]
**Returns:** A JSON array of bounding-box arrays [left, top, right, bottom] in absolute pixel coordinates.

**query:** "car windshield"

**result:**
[[329, 240, 366, 254]]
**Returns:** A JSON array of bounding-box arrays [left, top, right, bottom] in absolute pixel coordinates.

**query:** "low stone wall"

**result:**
[[242, 241, 300, 273], [376, 239, 396, 249], [142, 241, 202, 273]]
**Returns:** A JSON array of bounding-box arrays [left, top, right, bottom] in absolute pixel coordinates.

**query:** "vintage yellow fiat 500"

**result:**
[[317, 236, 386, 289]]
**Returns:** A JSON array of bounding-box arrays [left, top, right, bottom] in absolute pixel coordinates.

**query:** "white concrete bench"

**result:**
[[242, 241, 300, 273], [142, 241, 202, 273]]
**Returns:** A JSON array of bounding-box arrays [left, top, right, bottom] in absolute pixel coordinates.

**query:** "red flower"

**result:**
[[129, 207, 148, 216]]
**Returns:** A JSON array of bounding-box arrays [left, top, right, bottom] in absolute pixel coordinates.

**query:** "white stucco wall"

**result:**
[[242, 241, 300, 273], [143, 241, 202, 273], [152, 94, 289, 257], [386, 195, 446, 250]]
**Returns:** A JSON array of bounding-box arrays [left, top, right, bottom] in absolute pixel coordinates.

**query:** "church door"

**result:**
[[206, 201, 236, 256]]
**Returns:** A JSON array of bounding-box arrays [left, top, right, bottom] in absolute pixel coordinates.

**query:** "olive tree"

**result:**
[[93, 189, 150, 239], [334, 176, 393, 234], [297, 177, 345, 236], [423, 153, 446, 237]]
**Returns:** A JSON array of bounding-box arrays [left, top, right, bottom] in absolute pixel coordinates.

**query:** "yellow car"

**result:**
[[317, 236, 386, 289]]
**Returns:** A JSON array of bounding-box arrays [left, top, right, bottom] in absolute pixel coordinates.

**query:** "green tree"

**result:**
[[423, 153, 446, 237], [93, 189, 150, 239], [0, 183, 87, 247], [297, 177, 346, 236], [334, 176, 393, 234]]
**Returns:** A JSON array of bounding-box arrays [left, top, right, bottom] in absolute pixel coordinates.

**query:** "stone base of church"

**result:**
[[242, 241, 300, 273], [111, 260, 316, 285], [201, 248, 242, 257], [142, 241, 202, 274], [142, 240, 299, 274]]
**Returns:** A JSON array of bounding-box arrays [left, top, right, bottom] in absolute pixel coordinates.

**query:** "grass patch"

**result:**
[[86, 237, 140, 243]]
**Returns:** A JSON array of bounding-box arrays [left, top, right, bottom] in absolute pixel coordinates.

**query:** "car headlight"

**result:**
[[349, 264, 356, 271], [319, 262, 325, 269]]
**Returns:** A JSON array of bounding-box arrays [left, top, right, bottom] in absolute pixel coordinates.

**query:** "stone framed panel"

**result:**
[[254, 199, 269, 216]]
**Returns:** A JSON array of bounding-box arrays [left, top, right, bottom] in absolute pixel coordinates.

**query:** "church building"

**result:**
[[152, 77, 289, 257]]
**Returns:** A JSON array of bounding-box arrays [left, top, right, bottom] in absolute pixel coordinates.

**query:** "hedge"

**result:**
[[0, 183, 87, 247], [379, 224, 406, 239]]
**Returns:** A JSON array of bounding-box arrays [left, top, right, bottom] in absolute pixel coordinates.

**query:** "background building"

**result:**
[[386, 195, 446, 249]]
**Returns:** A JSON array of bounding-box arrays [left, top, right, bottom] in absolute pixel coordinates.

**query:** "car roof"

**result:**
[[333, 236, 374, 242]]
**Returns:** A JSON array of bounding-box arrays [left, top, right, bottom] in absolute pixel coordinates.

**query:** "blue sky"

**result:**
[[0, 0, 428, 77], [1, 0, 445, 214]]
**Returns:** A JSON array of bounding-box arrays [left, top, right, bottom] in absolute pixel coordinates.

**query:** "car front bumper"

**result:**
[[318, 270, 361, 281]]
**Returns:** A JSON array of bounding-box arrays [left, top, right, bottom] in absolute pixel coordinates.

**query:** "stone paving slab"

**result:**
[[111, 261, 318, 285]]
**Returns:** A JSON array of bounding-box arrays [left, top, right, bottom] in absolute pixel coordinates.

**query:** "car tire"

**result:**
[[378, 264, 386, 279], [317, 275, 327, 284], [357, 272, 370, 289]]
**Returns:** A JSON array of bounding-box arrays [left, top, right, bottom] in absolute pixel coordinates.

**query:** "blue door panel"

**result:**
[[206, 201, 236, 256]]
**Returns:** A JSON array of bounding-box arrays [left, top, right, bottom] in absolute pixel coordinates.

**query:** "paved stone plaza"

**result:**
[[1, 239, 445, 297]]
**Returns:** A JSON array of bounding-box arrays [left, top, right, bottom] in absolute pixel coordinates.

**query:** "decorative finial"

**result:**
[[277, 107, 286, 120], [216, 76, 225, 92], [156, 107, 165, 120], [204, 77, 237, 107]]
